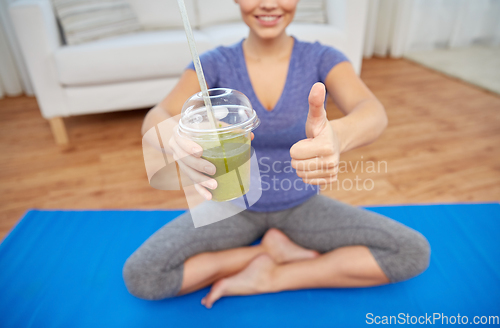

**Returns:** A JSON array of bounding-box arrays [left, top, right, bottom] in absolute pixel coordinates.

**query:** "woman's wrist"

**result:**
[[328, 98, 388, 154], [142, 104, 171, 136], [329, 119, 349, 154]]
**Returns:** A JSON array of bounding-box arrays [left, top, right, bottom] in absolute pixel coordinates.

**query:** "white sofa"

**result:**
[[9, 0, 367, 144]]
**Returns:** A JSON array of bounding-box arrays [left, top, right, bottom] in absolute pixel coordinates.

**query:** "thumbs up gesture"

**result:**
[[290, 82, 341, 185]]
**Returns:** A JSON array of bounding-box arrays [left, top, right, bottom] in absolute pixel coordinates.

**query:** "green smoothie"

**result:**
[[199, 133, 251, 202]]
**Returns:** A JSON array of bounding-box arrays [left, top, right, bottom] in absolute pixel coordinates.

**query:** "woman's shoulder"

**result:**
[[294, 37, 347, 60], [293, 37, 350, 82]]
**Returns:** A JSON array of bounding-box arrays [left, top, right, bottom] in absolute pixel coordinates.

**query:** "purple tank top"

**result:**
[[187, 36, 349, 212]]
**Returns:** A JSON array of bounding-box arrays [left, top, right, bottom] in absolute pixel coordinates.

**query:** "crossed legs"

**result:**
[[123, 196, 430, 306], [182, 228, 390, 308]]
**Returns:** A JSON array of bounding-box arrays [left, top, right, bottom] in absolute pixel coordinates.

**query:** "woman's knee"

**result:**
[[412, 231, 431, 274], [122, 251, 183, 300], [389, 230, 431, 282]]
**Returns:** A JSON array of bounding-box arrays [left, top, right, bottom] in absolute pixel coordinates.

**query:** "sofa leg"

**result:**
[[49, 117, 69, 145]]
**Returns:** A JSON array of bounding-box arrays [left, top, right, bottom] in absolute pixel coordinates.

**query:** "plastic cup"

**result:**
[[178, 88, 260, 201]]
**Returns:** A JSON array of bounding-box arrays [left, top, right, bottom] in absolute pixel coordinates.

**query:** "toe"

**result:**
[[204, 280, 226, 309]]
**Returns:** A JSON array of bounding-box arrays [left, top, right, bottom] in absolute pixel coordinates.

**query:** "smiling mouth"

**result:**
[[255, 15, 282, 22]]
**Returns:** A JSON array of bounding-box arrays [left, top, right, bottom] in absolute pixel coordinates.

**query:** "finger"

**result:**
[[308, 82, 327, 120], [290, 139, 334, 160], [296, 167, 338, 179], [173, 129, 203, 158], [306, 83, 328, 139], [291, 156, 338, 171], [176, 158, 218, 190], [302, 176, 338, 185], [195, 183, 212, 201], [170, 137, 217, 175]]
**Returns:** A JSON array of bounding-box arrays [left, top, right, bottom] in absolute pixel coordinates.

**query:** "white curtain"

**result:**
[[364, 0, 500, 58], [0, 0, 34, 98]]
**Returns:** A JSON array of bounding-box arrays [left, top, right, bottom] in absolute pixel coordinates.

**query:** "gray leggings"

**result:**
[[123, 195, 430, 300]]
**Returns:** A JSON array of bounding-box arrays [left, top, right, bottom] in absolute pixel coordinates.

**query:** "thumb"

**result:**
[[306, 82, 327, 138]]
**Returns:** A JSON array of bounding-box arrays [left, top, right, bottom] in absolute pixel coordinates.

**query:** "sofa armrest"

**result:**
[[10, 0, 62, 50], [9, 0, 68, 118], [326, 0, 368, 75]]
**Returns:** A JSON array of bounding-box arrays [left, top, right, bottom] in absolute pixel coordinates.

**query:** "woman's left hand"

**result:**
[[290, 82, 341, 185]]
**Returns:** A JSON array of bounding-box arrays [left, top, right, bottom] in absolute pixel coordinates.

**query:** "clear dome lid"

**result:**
[[178, 88, 260, 141]]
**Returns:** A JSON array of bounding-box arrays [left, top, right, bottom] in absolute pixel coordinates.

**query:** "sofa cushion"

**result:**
[[295, 0, 327, 24], [287, 23, 346, 52], [127, 0, 197, 29], [52, 0, 142, 45], [197, 0, 242, 28], [201, 22, 249, 46], [54, 30, 212, 86]]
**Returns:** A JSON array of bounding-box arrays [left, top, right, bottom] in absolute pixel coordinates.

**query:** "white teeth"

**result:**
[[259, 16, 279, 22]]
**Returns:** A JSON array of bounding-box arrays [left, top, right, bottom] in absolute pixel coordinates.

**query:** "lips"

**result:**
[[255, 15, 283, 27]]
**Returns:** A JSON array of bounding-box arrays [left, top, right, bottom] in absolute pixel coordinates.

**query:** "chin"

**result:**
[[253, 28, 287, 40]]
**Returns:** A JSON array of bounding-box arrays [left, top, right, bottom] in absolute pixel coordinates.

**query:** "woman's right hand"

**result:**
[[169, 127, 217, 200]]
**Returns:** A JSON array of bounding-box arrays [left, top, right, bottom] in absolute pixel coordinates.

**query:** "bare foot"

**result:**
[[201, 254, 276, 309], [262, 228, 319, 264]]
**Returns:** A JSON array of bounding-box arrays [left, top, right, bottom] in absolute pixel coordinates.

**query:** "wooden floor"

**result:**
[[1, 58, 499, 239]]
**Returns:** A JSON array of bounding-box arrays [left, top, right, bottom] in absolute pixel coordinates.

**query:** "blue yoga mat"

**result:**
[[1, 204, 499, 327]]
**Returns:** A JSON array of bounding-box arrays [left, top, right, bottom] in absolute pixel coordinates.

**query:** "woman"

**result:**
[[123, 0, 430, 309]]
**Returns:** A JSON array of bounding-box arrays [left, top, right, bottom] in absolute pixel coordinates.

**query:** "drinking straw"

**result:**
[[176, 0, 218, 132]]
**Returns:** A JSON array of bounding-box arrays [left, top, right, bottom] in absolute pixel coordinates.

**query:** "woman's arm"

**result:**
[[324, 62, 388, 153], [290, 62, 387, 185], [142, 69, 219, 200], [141, 69, 202, 136]]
